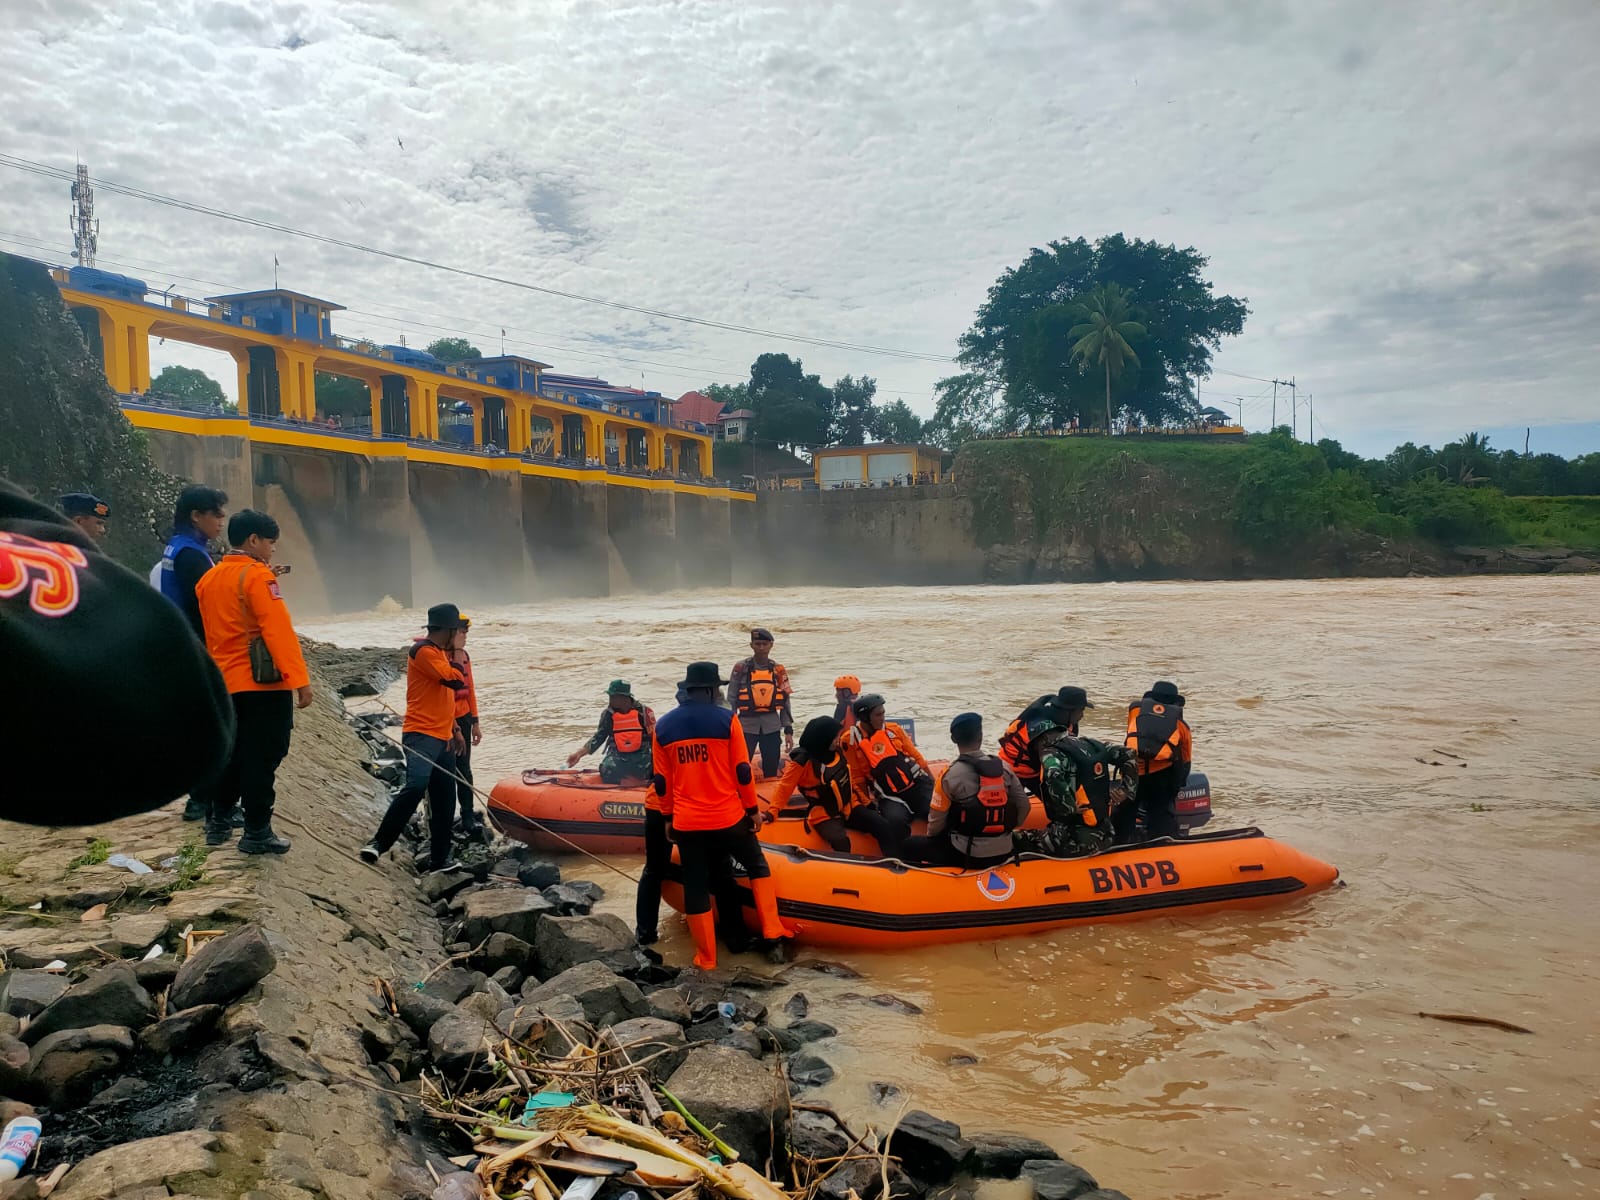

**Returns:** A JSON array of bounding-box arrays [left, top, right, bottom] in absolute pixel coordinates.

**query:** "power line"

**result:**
[[0, 153, 954, 365], [0, 228, 937, 399]]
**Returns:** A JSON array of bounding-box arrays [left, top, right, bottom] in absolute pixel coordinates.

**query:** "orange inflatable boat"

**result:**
[[487, 768, 1216, 856], [659, 827, 1338, 949]]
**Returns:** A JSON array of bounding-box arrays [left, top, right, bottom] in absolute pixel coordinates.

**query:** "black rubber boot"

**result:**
[[238, 826, 291, 854], [182, 797, 206, 822], [204, 819, 234, 847]]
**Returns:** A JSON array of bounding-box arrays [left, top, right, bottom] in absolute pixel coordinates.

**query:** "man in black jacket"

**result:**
[[0, 480, 234, 823]]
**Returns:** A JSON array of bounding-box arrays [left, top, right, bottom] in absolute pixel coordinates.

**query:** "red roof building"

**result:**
[[674, 390, 726, 428]]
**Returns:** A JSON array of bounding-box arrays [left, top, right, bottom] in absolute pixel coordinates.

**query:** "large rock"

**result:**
[[646, 987, 692, 1025], [139, 1004, 223, 1057], [969, 1133, 1060, 1179], [49, 1129, 221, 1199], [396, 988, 457, 1039], [419, 967, 486, 1006], [427, 1009, 493, 1077], [773, 1019, 836, 1051], [96, 912, 169, 958], [517, 860, 561, 889], [1076, 1192, 1131, 1200], [888, 1111, 975, 1183], [0, 1032, 30, 1095], [0, 970, 68, 1018], [422, 868, 478, 903], [473, 932, 539, 975], [788, 1051, 834, 1088], [27, 1024, 135, 1107], [168, 925, 277, 1011], [535, 914, 638, 975], [664, 1044, 788, 1165], [606, 1016, 688, 1080], [133, 955, 181, 995], [521, 961, 646, 1027], [1020, 1159, 1099, 1200], [22, 964, 154, 1045], [457, 890, 552, 944], [501, 992, 587, 1055]]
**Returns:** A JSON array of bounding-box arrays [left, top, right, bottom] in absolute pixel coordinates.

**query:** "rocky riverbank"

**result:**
[[0, 644, 1134, 1200]]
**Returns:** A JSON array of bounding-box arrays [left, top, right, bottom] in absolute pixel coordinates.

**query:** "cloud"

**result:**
[[1, 0, 1596, 455]]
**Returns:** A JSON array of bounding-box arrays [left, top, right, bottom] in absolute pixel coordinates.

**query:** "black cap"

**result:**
[[1057, 685, 1094, 710], [425, 602, 463, 630], [680, 661, 728, 689], [799, 716, 843, 758], [1148, 680, 1186, 705], [750, 627, 774, 642], [60, 493, 109, 519], [949, 711, 984, 743]]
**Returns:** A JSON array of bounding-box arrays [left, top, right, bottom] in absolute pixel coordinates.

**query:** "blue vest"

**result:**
[[156, 530, 214, 606]]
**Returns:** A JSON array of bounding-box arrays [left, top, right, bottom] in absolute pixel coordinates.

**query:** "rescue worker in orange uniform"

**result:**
[[567, 679, 656, 784], [651, 661, 792, 969], [1121, 680, 1193, 843], [999, 685, 1092, 795], [727, 628, 793, 778], [193, 509, 314, 854], [360, 605, 468, 871], [832, 675, 862, 730], [844, 693, 934, 826], [449, 616, 487, 841], [769, 714, 907, 857], [901, 713, 1031, 868]]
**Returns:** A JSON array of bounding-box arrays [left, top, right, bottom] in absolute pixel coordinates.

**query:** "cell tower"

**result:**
[[70, 163, 98, 267]]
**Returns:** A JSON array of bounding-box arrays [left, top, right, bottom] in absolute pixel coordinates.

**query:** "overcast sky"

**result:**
[[3, 0, 1596, 457]]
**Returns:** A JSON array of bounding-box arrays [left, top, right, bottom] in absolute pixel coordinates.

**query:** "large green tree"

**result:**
[[745, 352, 834, 451], [148, 365, 231, 412], [1068, 283, 1145, 431], [830, 375, 878, 445], [425, 337, 481, 363], [872, 399, 924, 445], [314, 372, 372, 419], [953, 234, 1248, 433]]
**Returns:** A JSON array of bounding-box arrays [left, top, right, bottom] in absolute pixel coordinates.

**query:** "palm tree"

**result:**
[[1069, 284, 1145, 432]]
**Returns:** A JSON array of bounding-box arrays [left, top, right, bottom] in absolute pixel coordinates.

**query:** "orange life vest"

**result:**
[[1127, 701, 1185, 771], [736, 662, 785, 714], [850, 726, 920, 795], [948, 757, 1014, 838], [998, 716, 1036, 778], [611, 706, 645, 754]]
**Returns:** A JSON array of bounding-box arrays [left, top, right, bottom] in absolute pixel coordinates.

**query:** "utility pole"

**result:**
[[1307, 393, 1313, 441], [1288, 376, 1297, 440], [1271, 380, 1277, 430], [1524, 427, 1531, 455], [1234, 397, 1245, 428], [70, 162, 98, 267]]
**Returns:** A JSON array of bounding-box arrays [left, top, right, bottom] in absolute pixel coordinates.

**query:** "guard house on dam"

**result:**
[[51, 264, 719, 487]]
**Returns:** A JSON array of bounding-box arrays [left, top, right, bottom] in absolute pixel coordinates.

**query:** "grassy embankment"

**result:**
[[713, 441, 808, 480], [957, 435, 1600, 556]]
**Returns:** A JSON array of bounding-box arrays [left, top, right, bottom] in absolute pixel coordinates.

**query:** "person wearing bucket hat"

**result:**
[[999, 685, 1094, 795], [1121, 680, 1193, 843], [728, 628, 793, 778], [901, 713, 1030, 868], [59, 492, 110, 541], [650, 661, 793, 969], [359, 604, 468, 870], [567, 679, 657, 785]]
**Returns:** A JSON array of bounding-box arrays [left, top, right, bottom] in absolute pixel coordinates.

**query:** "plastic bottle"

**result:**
[[717, 1000, 737, 1033], [0, 1115, 42, 1182]]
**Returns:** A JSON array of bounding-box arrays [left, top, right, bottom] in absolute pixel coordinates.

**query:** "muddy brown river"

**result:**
[[301, 576, 1600, 1199]]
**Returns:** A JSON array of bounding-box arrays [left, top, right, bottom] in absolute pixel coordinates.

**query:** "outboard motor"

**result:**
[[1175, 772, 1213, 833]]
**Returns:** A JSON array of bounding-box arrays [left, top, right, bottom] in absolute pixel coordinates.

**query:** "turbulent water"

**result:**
[[301, 577, 1600, 1199]]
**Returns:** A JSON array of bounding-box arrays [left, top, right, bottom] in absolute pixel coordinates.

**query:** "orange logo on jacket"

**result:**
[[0, 534, 88, 617]]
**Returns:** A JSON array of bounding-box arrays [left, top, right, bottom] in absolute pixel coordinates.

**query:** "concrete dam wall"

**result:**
[[136, 427, 740, 614]]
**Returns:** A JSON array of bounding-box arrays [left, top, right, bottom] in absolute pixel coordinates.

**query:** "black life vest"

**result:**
[[1058, 738, 1115, 828], [800, 751, 854, 819], [611, 707, 645, 754], [851, 726, 920, 795], [1127, 699, 1184, 767], [948, 756, 1016, 838], [736, 661, 785, 714]]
